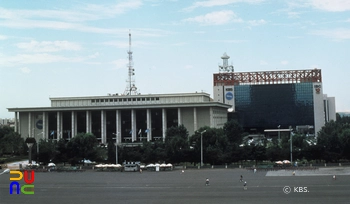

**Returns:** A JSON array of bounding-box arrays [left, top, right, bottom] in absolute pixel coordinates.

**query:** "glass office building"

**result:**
[[234, 83, 314, 132]]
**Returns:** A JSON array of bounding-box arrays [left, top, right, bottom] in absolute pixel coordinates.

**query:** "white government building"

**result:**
[[8, 93, 230, 144]]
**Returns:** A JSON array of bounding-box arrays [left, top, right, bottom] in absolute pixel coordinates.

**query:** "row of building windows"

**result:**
[[91, 97, 160, 103]]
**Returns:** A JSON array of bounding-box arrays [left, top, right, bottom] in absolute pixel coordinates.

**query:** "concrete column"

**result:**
[[57, 111, 62, 140], [60, 113, 63, 139], [85, 111, 88, 133], [28, 112, 32, 138], [86, 111, 91, 133], [71, 111, 75, 139], [146, 109, 152, 141], [101, 110, 106, 144], [45, 112, 49, 140], [74, 112, 77, 136], [162, 108, 167, 141], [116, 110, 121, 143], [209, 107, 214, 128], [178, 108, 182, 125], [131, 109, 136, 142], [14, 112, 18, 132], [56, 112, 59, 140], [42, 112, 46, 140], [18, 112, 21, 135], [193, 107, 198, 131]]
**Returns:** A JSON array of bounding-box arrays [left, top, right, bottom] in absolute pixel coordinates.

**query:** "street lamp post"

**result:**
[[36, 132, 43, 163], [289, 126, 293, 164], [278, 125, 281, 146], [200, 130, 207, 167], [25, 137, 36, 164], [113, 133, 120, 164]]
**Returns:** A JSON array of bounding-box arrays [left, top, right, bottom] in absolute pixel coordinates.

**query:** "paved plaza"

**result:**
[[1, 167, 350, 204]]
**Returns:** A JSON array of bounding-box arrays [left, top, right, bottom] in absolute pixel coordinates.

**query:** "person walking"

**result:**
[[240, 175, 243, 182], [205, 178, 210, 186], [243, 181, 247, 190]]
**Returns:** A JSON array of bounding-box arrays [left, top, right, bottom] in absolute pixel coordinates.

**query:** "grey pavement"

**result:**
[[1, 168, 350, 204]]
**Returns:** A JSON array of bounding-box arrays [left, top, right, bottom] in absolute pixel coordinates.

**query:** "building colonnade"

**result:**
[[16, 107, 208, 145]]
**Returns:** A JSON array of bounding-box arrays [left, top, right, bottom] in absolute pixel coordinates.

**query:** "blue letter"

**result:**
[[9, 181, 20, 194]]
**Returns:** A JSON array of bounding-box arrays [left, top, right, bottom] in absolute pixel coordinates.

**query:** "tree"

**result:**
[[0, 126, 14, 140], [54, 139, 69, 165], [106, 140, 116, 164], [266, 146, 283, 162], [317, 120, 342, 162], [251, 145, 266, 165], [189, 127, 232, 165], [120, 145, 143, 162], [291, 134, 308, 161], [303, 144, 325, 162], [339, 128, 350, 160], [204, 128, 231, 165], [223, 120, 244, 145], [37, 139, 56, 164], [0, 131, 24, 155], [165, 125, 190, 164], [66, 133, 98, 165]]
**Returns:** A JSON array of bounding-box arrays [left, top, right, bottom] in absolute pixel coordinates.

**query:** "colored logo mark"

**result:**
[[225, 92, 233, 100]]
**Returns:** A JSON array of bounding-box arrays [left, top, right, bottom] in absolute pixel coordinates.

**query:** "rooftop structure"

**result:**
[[214, 69, 322, 86]]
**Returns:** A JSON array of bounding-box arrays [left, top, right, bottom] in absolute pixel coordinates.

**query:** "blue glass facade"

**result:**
[[234, 83, 314, 132]]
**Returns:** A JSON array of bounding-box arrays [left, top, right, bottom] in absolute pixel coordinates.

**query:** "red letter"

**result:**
[[24, 170, 35, 184]]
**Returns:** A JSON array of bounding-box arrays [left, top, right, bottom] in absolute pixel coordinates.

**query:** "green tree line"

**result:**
[[1, 113, 350, 165]]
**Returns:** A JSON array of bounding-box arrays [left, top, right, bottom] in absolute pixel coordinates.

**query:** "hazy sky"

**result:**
[[1, 0, 350, 118]]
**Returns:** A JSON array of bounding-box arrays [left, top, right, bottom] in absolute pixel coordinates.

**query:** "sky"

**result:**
[[1, 0, 350, 118]]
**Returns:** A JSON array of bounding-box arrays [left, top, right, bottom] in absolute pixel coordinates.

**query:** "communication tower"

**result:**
[[123, 31, 138, 95]]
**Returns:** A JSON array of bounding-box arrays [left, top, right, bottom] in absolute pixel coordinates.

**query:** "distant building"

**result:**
[[213, 53, 336, 137], [0, 118, 16, 127]]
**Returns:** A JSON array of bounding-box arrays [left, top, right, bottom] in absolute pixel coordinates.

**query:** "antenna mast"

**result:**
[[124, 31, 138, 95], [219, 52, 234, 73]]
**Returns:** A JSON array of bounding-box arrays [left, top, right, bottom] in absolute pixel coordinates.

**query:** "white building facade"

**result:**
[[8, 93, 230, 144]]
